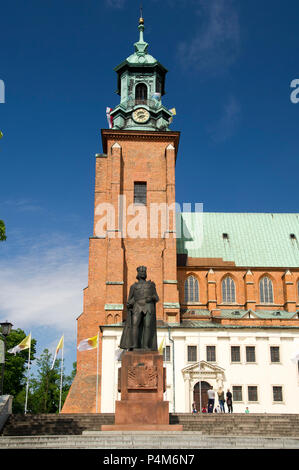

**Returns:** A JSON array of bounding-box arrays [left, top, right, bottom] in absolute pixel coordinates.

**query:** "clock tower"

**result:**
[[62, 15, 180, 413], [111, 17, 173, 131]]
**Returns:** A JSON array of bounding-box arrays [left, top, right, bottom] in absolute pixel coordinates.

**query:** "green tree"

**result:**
[[0, 220, 6, 241], [27, 351, 76, 414], [28, 349, 61, 414], [3, 328, 36, 413]]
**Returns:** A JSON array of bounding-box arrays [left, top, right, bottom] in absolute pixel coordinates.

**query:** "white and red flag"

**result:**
[[77, 333, 99, 351], [106, 107, 113, 129]]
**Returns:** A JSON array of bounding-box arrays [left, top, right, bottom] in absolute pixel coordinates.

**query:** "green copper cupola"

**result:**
[[110, 16, 173, 131]]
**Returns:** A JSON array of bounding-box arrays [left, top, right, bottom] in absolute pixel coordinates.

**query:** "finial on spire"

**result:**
[[139, 3, 144, 24], [137, 3, 145, 44]]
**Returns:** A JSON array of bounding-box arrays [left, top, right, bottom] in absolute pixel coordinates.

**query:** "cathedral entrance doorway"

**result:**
[[193, 381, 211, 411]]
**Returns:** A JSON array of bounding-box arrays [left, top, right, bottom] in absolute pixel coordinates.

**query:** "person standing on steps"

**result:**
[[217, 388, 225, 413], [207, 386, 215, 413], [226, 389, 233, 413]]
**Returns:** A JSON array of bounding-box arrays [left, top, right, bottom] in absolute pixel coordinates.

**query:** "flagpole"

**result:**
[[96, 332, 99, 413], [59, 335, 64, 413], [24, 335, 31, 414], [199, 331, 202, 414]]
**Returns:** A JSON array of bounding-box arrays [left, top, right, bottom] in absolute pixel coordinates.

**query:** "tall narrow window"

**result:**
[[134, 182, 147, 205], [260, 276, 274, 303], [163, 345, 171, 362], [270, 346, 280, 363], [248, 386, 258, 402], [135, 83, 147, 104], [231, 346, 241, 363], [184, 276, 199, 303], [232, 386, 243, 402], [187, 345, 197, 362], [222, 276, 236, 303], [273, 386, 283, 402], [246, 346, 256, 363], [206, 346, 216, 362]]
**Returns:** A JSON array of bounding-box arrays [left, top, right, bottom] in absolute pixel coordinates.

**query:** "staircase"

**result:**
[[1, 413, 299, 449], [170, 413, 299, 437], [1, 413, 114, 436]]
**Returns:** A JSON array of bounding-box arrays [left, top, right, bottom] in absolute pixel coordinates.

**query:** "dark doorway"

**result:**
[[193, 381, 211, 411]]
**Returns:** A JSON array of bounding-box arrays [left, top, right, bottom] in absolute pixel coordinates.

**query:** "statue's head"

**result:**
[[136, 265, 147, 280]]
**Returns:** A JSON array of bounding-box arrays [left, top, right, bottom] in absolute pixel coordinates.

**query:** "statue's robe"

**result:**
[[120, 280, 159, 350]]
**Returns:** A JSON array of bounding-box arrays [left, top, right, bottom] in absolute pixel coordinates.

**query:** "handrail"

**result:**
[[0, 395, 13, 432], [121, 97, 161, 110]]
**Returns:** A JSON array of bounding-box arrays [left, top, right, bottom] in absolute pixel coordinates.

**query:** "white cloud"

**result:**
[[178, 0, 240, 75], [0, 235, 88, 334], [208, 95, 241, 142], [0, 199, 43, 213]]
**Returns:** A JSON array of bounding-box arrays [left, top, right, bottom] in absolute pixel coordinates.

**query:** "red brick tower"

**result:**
[[62, 17, 180, 413]]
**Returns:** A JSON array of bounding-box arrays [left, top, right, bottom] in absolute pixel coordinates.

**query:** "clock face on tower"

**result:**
[[132, 108, 150, 123]]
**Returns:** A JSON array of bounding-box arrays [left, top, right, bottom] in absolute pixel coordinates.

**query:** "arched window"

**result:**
[[135, 83, 147, 104], [222, 276, 236, 303], [260, 276, 274, 304], [184, 275, 199, 303]]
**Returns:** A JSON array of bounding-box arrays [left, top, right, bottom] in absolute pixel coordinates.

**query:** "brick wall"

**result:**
[[62, 130, 180, 413], [178, 267, 299, 318]]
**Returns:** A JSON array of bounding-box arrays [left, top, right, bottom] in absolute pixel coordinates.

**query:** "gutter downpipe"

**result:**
[[168, 327, 175, 413]]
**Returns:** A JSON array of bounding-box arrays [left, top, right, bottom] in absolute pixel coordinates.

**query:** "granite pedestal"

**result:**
[[101, 350, 183, 431]]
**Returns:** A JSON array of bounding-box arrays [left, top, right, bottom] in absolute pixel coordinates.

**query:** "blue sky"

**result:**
[[0, 0, 298, 374]]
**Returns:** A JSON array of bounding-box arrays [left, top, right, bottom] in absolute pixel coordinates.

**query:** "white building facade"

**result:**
[[101, 323, 299, 414]]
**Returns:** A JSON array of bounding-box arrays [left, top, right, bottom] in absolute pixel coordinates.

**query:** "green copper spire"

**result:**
[[133, 15, 148, 56], [126, 16, 156, 65], [110, 15, 173, 131], [137, 15, 145, 43]]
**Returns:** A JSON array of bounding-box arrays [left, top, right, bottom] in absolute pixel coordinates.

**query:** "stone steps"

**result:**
[[1, 433, 299, 449], [2, 413, 299, 438], [2, 413, 114, 436]]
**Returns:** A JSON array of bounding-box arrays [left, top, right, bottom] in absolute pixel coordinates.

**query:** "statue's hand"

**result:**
[[146, 296, 152, 303]]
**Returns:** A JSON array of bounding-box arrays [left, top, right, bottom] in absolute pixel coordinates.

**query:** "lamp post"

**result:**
[[0, 321, 13, 395]]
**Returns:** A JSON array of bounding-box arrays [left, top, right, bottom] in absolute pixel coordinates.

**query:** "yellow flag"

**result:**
[[158, 337, 165, 354], [50, 335, 64, 369], [19, 333, 31, 350], [169, 108, 176, 116], [55, 335, 64, 353], [8, 333, 31, 355]]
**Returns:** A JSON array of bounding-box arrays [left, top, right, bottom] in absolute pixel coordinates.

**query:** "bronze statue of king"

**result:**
[[120, 266, 159, 351]]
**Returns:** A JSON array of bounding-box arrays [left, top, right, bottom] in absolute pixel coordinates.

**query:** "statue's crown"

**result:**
[[137, 266, 147, 272]]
